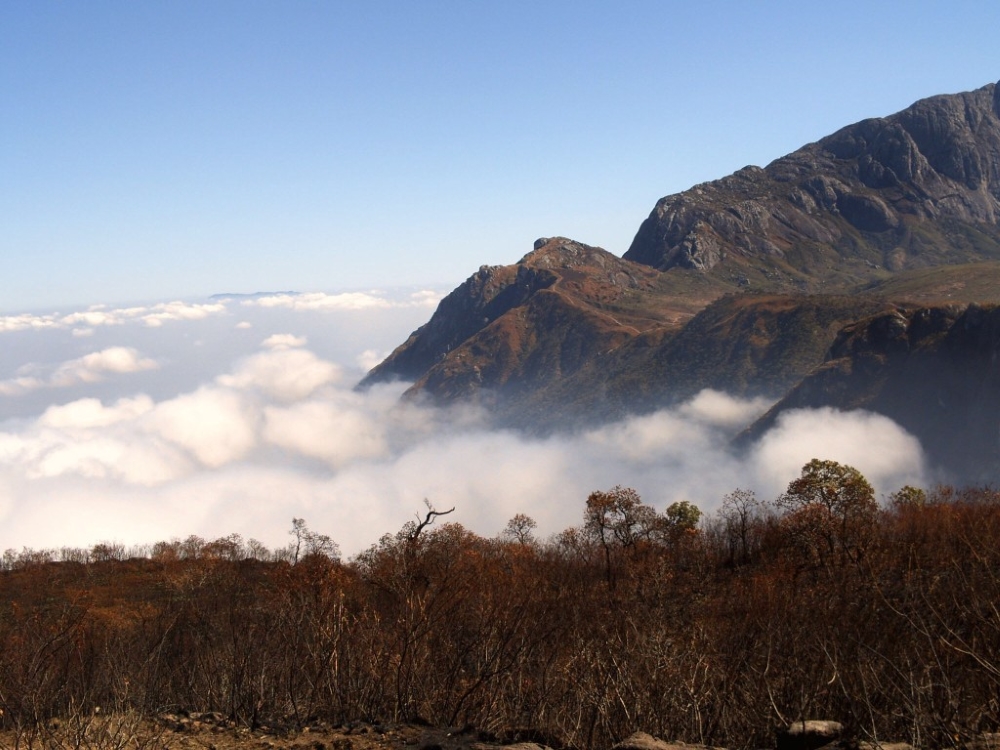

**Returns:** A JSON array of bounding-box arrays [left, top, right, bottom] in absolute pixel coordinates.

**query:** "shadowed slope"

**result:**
[[743, 303, 1000, 481]]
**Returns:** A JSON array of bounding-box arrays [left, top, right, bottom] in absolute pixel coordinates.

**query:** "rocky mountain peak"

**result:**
[[521, 236, 607, 268], [625, 80, 1000, 285], [358, 236, 673, 397]]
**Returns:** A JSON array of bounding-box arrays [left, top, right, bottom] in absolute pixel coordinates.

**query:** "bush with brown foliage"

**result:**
[[2, 464, 1000, 749]]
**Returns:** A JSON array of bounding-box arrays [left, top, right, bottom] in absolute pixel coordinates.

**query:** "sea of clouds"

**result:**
[[0, 289, 930, 557]]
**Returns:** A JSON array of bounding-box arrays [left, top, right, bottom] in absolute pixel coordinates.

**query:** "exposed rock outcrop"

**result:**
[[612, 731, 721, 750], [776, 721, 843, 750], [625, 82, 1000, 286]]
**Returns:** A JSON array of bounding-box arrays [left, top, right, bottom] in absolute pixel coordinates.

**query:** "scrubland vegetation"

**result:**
[[2, 460, 999, 750]]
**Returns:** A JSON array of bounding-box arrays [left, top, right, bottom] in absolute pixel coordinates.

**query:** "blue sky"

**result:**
[[3, 1, 999, 311]]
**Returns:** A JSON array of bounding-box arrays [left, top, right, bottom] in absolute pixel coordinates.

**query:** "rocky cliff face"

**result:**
[[625, 82, 1000, 288], [745, 303, 1000, 482]]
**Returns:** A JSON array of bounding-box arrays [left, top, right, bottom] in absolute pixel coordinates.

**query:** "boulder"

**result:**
[[612, 733, 678, 750], [776, 720, 844, 750], [611, 731, 718, 750]]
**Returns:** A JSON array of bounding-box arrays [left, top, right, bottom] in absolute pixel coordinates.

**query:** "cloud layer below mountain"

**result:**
[[0, 290, 930, 557]]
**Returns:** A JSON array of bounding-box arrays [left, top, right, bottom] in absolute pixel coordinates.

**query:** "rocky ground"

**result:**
[[0, 716, 573, 750], [1, 715, 995, 750]]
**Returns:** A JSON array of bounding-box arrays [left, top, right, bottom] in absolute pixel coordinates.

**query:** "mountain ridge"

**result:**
[[362, 79, 1000, 479], [624, 82, 1000, 285]]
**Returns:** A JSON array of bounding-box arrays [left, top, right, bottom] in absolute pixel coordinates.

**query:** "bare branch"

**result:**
[[408, 501, 456, 540]]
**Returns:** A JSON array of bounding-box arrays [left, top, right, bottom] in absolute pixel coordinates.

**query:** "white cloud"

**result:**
[[679, 389, 773, 428], [0, 379, 932, 556], [583, 410, 705, 463], [39, 395, 154, 429], [243, 289, 445, 312], [0, 395, 187, 486], [0, 289, 444, 345], [263, 399, 388, 468], [0, 376, 45, 396], [261, 333, 307, 350], [217, 347, 341, 401], [144, 386, 258, 468], [61, 301, 227, 329], [0, 347, 158, 396], [409, 290, 445, 307], [138, 301, 227, 327], [356, 348, 386, 371], [59, 309, 125, 328], [247, 291, 392, 311], [0, 300, 230, 334], [749, 407, 927, 496], [27, 434, 184, 485], [52, 347, 159, 384], [0, 313, 61, 333]]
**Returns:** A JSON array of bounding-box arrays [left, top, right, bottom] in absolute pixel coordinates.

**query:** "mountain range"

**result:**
[[361, 80, 1000, 483]]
